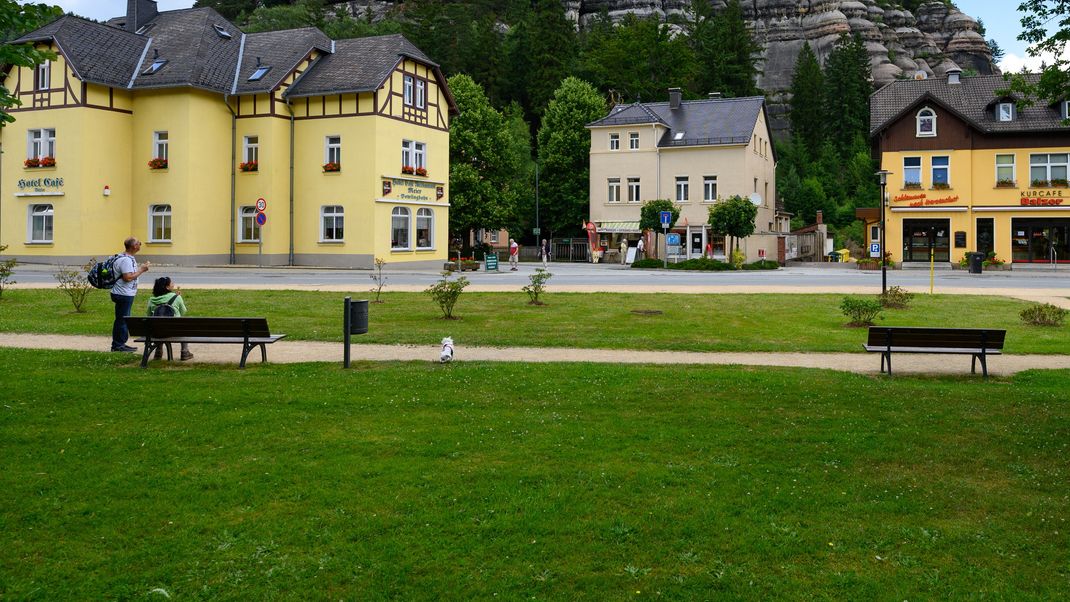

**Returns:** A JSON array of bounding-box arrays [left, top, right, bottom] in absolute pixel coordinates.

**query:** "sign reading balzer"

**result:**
[[1020, 189, 1065, 206]]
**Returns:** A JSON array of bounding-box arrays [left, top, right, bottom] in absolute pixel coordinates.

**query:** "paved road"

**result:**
[[11, 261, 1070, 294]]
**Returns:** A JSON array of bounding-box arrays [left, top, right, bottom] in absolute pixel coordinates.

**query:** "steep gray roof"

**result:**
[[284, 34, 435, 98], [870, 73, 1070, 135], [129, 8, 240, 92], [588, 96, 766, 148], [11, 15, 148, 88], [235, 28, 332, 94]]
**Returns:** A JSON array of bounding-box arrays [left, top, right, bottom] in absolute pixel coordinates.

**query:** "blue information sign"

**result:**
[[666, 233, 680, 246]]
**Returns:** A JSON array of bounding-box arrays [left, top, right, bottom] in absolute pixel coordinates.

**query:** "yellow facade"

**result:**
[[874, 147, 1070, 264], [2, 44, 452, 268]]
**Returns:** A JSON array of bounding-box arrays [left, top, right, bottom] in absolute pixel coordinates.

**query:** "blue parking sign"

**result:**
[[869, 243, 880, 258]]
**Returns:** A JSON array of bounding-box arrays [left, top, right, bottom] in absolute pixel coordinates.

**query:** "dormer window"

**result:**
[[213, 24, 232, 39], [916, 108, 936, 137], [998, 102, 1014, 122]]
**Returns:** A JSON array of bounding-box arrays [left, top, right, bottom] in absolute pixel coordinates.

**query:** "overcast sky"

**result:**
[[26, 0, 1068, 73]]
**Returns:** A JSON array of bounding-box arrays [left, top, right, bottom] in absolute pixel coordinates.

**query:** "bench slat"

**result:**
[[863, 345, 1002, 354], [134, 335, 286, 344]]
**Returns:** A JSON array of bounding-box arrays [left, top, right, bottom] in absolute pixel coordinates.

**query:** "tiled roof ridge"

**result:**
[[14, 13, 145, 44], [643, 95, 765, 106]]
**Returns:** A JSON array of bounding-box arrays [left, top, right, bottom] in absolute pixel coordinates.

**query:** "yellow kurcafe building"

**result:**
[[866, 69, 1070, 266], [1, 0, 456, 267]]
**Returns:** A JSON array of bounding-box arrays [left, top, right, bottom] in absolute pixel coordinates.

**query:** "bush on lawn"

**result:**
[[425, 271, 469, 319], [840, 296, 883, 326], [1020, 303, 1067, 327], [878, 286, 914, 309], [523, 268, 552, 305]]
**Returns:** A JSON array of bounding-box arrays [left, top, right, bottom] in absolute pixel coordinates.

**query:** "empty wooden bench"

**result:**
[[125, 317, 286, 369], [863, 326, 1005, 377]]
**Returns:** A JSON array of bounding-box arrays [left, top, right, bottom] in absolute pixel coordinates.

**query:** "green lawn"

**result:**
[[1, 288, 1067, 353], [1, 348, 1067, 599]]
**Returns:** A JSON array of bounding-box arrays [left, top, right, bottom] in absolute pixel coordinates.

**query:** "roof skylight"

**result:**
[[673, 132, 685, 140], [213, 24, 232, 39], [142, 59, 167, 75], [249, 66, 271, 82], [135, 22, 155, 35]]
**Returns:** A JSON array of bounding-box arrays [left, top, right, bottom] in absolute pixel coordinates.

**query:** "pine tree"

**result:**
[[823, 33, 871, 158], [788, 42, 825, 154], [503, 0, 578, 129], [685, 0, 763, 97]]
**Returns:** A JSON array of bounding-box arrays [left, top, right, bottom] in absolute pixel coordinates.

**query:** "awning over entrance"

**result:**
[[597, 221, 641, 233]]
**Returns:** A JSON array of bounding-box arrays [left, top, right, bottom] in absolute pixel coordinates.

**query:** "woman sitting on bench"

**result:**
[[147, 276, 193, 361]]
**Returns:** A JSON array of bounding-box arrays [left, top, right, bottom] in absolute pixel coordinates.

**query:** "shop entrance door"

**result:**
[[690, 231, 703, 258], [902, 219, 950, 262], [1011, 218, 1070, 263]]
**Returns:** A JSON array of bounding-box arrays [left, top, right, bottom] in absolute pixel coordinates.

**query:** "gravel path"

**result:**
[[2, 333, 1067, 376]]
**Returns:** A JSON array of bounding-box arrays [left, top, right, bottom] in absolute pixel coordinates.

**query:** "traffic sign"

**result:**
[[533, 227, 541, 235], [666, 233, 680, 246], [256, 198, 267, 212], [869, 243, 880, 258], [256, 211, 267, 226], [659, 211, 672, 226]]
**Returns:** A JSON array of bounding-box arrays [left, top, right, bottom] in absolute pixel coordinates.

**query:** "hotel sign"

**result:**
[[1020, 189, 1065, 206], [15, 176, 65, 196], [381, 177, 443, 202]]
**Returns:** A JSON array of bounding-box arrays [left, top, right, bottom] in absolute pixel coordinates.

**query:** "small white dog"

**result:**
[[439, 337, 454, 363]]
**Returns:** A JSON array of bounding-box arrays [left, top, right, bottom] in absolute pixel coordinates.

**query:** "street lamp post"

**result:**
[[876, 170, 892, 296]]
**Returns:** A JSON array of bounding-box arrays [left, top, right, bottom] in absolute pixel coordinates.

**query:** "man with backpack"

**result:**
[[110, 237, 150, 352]]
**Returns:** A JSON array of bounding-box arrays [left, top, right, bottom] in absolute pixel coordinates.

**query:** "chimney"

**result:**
[[947, 67, 962, 85], [708, 92, 722, 99], [668, 87, 682, 110], [815, 210, 823, 225], [126, 0, 159, 32]]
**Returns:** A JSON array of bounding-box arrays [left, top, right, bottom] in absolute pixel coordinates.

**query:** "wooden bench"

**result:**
[[863, 327, 1005, 377], [125, 317, 286, 369]]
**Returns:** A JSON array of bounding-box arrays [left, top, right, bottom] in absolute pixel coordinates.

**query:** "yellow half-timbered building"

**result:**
[[1, 0, 456, 267]]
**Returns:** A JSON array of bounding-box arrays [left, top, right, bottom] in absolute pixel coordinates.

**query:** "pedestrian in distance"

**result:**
[[636, 237, 645, 261], [509, 238, 519, 271], [110, 237, 150, 352], [541, 238, 551, 268], [148, 276, 193, 361], [620, 238, 628, 264]]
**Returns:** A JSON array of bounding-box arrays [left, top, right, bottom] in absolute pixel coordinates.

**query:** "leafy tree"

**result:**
[[242, 0, 323, 32], [823, 33, 871, 157], [501, 102, 535, 238], [789, 177, 829, 227], [447, 74, 525, 241], [789, 42, 825, 154], [536, 77, 606, 236], [639, 199, 680, 232], [0, 0, 62, 125], [1001, 0, 1070, 111], [321, 6, 402, 40], [682, 0, 762, 98], [578, 13, 696, 103], [708, 195, 757, 253]]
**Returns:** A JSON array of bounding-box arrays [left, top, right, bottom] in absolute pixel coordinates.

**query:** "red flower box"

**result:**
[[415, 166, 428, 177], [401, 165, 415, 175], [323, 162, 340, 172], [239, 161, 258, 172], [24, 157, 40, 168], [148, 157, 168, 169]]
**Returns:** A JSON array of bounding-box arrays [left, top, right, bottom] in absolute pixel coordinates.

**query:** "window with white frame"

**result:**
[[402, 140, 426, 169], [1030, 153, 1069, 185], [28, 204, 53, 243], [703, 176, 717, 201], [26, 128, 55, 160], [243, 135, 259, 164], [391, 207, 410, 249], [903, 156, 922, 186], [325, 135, 341, 166], [1063, 100, 1070, 120], [997, 102, 1013, 122], [916, 108, 936, 137], [609, 133, 619, 150], [153, 131, 168, 160], [629, 132, 639, 150], [995, 154, 1015, 184], [149, 204, 172, 242], [35, 60, 50, 91], [416, 208, 433, 249], [403, 75, 414, 106], [932, 156, 950, 187], [239, 206, 260, 242], [489, 231, 499, 244], [321, 205, 344, 241], [416, 79, 425, 109], [607, 178, 621, 203], [627, 177, 641, 203], [870, 225, 879, 241], [675, 176, 689, 202]]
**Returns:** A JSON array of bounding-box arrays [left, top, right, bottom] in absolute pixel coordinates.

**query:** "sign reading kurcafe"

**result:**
[[1020, 189, 1065, 206]]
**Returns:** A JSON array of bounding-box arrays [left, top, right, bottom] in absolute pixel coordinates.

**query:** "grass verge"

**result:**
[[1, 348, 1068, 598], [0, 289, 1067, 353]]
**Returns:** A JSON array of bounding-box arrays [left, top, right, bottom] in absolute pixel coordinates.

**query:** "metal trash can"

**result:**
[[348, 299, 369, 334], [967, 252, 985, 274]]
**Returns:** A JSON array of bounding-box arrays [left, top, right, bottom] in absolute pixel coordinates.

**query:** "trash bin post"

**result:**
[[967, 252, 984, 274], [343, 297, 369, 368]]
